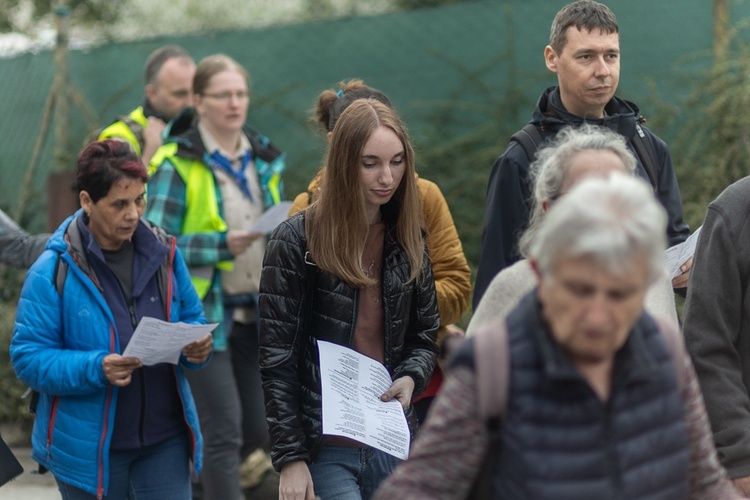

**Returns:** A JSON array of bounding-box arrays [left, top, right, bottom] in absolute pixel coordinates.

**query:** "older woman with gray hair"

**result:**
[[374, 173, 738, 499], [467, 124, 677, 336]]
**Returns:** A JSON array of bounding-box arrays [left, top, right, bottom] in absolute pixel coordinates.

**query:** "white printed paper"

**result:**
[[121, 317, 217, 366], [665, 226, 702, 279], [317, 340, 410, 460], [250, 201, 293, 233]]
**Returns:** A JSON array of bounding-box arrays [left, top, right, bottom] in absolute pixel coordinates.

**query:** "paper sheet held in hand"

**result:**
[[317, 340, 410, 460], [250, 201, 293, 233], [121, 317, 217, 365], [665, 226, 702, 279]]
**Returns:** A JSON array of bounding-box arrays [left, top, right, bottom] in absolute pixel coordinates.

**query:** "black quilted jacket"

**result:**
[[259, 211, 439, 471]]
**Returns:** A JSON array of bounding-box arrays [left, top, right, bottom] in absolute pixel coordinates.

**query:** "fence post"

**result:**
[[46, 4, 79, 232]]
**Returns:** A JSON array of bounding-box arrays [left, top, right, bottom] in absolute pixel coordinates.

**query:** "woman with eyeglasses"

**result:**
[[145, 53, 287, 500]]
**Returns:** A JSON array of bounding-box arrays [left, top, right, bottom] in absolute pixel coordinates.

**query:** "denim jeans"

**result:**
[[309, 444, 400, 499], [56, 432, 191, 499]]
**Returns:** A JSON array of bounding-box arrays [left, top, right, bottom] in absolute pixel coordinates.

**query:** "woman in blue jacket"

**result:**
[[11, 139, 212, 499]]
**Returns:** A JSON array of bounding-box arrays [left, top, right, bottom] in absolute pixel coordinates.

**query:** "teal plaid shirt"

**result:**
[[145, 158, 233, 350]]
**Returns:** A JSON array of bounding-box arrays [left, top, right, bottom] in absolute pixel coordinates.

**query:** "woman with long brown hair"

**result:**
[[259, 98, 439, 499]]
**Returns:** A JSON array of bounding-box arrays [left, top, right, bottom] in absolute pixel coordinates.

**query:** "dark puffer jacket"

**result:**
[[259, 211, 439, 471], [484, 294, 691, 498]]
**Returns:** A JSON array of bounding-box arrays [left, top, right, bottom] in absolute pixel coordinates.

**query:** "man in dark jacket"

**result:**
[[473, 0, 690, 308]]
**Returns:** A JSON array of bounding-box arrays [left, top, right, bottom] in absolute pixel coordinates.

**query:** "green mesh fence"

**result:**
[[0, 0, 742, 270]]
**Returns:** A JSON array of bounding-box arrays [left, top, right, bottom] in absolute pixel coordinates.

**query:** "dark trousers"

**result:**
[[230, 320, 270, 458]]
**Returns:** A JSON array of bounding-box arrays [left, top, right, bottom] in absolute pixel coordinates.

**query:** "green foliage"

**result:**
[[657, 43, 750, 231], [630, 19, 750, 232], [394, 0, 474, 10], [0, 266, 33, 429], [411, 1, 541, 273], [0, 0, 122, 33]]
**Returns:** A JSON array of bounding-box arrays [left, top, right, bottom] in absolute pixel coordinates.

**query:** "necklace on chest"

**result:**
[[362, 226, 384, 304]]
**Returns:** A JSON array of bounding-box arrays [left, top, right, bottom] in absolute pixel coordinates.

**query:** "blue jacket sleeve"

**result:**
[[10, 252, 110, 395], [474, 143, 532, 309]]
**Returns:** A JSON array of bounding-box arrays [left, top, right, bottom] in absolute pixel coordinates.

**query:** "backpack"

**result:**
[[468, 315, 687, 498], [510, 122, 660, 190]]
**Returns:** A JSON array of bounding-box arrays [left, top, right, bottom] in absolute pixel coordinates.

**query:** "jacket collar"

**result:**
[[163, 107, 284, 165], [531, 86, 640, 140], [54, 210, 169, 296], [142, 96, 164, 121], [516, 291, 662, 390]]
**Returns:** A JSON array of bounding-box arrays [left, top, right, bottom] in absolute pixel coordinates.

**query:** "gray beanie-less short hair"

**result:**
[[520, 124, 637, 257], [529, 172, 667, 284]]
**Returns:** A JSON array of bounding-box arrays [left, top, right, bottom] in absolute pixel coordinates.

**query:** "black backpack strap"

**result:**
[[54, 254, 68, 297], [631, 123, 659, 191], [510, 123, 545, 161]]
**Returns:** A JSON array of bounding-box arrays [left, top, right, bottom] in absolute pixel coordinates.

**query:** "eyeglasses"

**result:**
[[201, 90, 249, 101]]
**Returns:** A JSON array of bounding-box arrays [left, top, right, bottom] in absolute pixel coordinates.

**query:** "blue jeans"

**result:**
[[309, 445, 400, 500], [56, 432, 191, 499]]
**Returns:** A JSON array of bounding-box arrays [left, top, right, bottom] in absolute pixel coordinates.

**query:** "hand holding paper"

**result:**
[[102, 354, 142, 387], [380, 376, 415, 409], [665, 226, 702, 280], [182, 333, 213, 364], [121, 317, 218, 366], [317, 340, 411, 460]]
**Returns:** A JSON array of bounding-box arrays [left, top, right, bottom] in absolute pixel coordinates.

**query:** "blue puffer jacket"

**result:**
[[11, 210, 207, 497]]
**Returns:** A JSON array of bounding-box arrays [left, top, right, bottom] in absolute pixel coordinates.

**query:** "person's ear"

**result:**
[[145, 83, 156, 102], [530, 258, 543, 283], [79, 191, 92, 215], [544, 45, 559, 73], [326, 131, 332, 142], [193, 94, 205, 116], [541, 198, 551, 213]]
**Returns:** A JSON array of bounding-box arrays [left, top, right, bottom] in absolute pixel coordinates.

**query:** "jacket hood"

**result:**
[[531, 86, 643, 139], [47, 211, 77, 255], [48, 209, 170, 291]]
